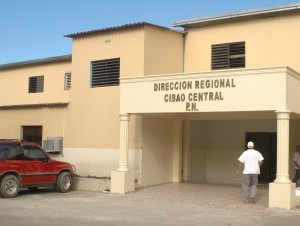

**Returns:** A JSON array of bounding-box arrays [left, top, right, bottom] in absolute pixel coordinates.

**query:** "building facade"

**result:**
[[1, 3, 300, 209]]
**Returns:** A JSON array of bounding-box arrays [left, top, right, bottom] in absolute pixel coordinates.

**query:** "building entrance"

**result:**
[[246, 132, 277, 183]]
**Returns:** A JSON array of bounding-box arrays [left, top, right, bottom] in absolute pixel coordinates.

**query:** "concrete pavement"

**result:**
[[0, 183, 299, 226]]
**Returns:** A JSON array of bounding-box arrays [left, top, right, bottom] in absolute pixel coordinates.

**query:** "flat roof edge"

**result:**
[[0, 54, 72, 70], [173, 3, 300, 28]]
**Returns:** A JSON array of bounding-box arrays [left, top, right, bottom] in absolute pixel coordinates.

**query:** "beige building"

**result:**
[[1, 3, 300, 209]]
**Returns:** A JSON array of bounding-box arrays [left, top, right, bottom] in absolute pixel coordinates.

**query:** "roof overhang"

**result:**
[[64, 22, 182, 39], [0, 55, 72, 71], [0, 102, 69, 110], [173, 3, 300, 28]]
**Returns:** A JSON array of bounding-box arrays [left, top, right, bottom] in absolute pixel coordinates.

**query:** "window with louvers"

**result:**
[[91, 58, 120, 88], [28, 76, 44, 93], [64, 73, 71, 90], [212, 42, 245, 70]]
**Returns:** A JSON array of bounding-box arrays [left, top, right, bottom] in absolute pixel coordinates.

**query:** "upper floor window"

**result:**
[[64, 72, 71, 90], [212, 42, 245, 70], [28, 76, 44, 93], [91, 58, 120, 88]]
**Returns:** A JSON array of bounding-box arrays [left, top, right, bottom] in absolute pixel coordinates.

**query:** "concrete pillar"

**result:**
[[269, 111, 296, 210], [117, 113, 130, 172], [111, 113, 135, 194], [275, 111, 291, 183]]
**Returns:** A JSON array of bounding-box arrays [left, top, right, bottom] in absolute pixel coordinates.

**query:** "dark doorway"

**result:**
[[246, 132, 277, 183], [22, 126, 43, 146]]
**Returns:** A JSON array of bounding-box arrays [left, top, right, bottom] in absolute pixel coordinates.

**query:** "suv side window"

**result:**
[[3, 145, 24, 160], [23, 146, 47, 161], [0, 144, 14, 160]]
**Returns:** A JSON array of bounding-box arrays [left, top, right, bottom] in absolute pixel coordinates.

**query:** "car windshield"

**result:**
[[0, 144, 19, 160]]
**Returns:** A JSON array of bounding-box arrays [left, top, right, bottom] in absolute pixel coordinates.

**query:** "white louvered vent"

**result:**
[[64, 73, 71, 90]]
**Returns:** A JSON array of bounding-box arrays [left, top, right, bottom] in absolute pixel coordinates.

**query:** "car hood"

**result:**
[[49, 159, 71, 165]]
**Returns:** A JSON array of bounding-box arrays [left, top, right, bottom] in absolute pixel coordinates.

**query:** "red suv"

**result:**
[[0, 140, 76, 198]]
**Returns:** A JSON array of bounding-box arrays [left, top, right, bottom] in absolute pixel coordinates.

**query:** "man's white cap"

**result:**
[[247, 141, 254, 148]]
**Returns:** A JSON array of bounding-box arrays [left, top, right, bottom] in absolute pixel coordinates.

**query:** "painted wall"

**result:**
[[144, 26, 183, 76], [289, 120, 300, 178], [0, 61, 71, 105], [184, 14, 300, 73], [287, 70, 300, 114], [0, 60, 70, 141], [188, 119, 278, 184], [2, 12, 300, 190], [141, 117, 181, 186], [58, 25, 184, 177], [120, 67, 294, 114], [0, 107, 66, 140], [188, 119, 300, 184], [189, 121, 207, 182], [0, 24, 184, 179], [53, 148, 142, 181], [65, 25, 183, 149], [64, 28, 145, 149]]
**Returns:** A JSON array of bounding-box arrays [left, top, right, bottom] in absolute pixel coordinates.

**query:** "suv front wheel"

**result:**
[[0, 175, 20, 198], [56, 172, 72, 193]]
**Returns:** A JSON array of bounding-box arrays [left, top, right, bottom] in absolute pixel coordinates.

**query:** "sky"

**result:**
[[0, 0, 299, 64]]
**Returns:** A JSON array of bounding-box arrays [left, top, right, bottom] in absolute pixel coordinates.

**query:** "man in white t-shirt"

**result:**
[[237, 141, 264, 204], [292, 145, 300, 186]]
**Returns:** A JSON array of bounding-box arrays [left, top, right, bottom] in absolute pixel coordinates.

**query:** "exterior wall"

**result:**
[[184, 14, 300, 73], [0, 107, 66, 140], [189, 121, 207, 182], [287, 71, 300, 114], [141, 117, 181, 186], [64, 28, 146, 149], [172, 119, 183, 182], [289, 119, 300, 178], [188, 119, 300, 185], [0, 61, 71, 140], [188, 119, 277, 184], [0, 61, 71, 105], [1, 8, 300, 203], [54, 148, 142, 179], [120, 67, 295, 114], [59, 25, 184, 178], [64, 25, 183, 148], [144, 26, 183, 75], [0, 24, 184, 180], [60, 28, 143, 177]]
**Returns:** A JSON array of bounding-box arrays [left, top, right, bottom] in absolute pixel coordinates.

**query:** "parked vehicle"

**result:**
[[0, 140, 76, 198]]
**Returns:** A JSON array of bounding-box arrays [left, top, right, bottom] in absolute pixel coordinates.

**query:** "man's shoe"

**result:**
[[250, 197, 256, 203]]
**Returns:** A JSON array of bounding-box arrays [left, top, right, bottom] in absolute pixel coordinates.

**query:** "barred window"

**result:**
[[91, 58, 120, 88], [28, 76, 44, 93], [64, 73, 71, 90], [212, 42, 245, 70]]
